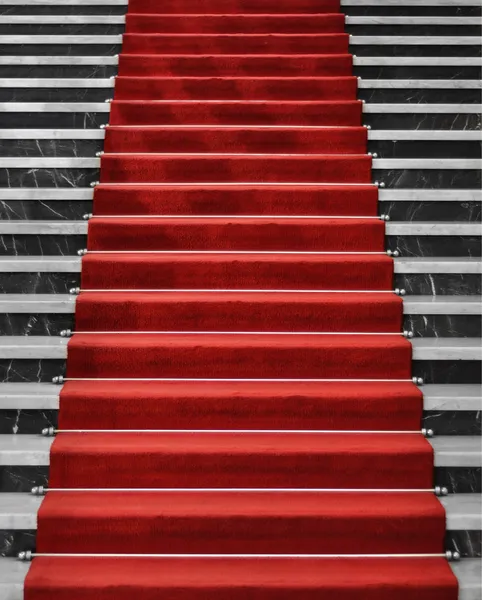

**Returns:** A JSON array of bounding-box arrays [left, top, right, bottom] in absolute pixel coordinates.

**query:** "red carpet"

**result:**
[[26, 0, 458, 598]]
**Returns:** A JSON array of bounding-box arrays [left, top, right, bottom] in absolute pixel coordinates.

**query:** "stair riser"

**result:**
[[0, 529, 480, 559], [1, 358, 480, 384], [2, 109, 479, 132], [0, 43, 122, 56], [3, 24, 481, 37], [3, 139, 482, 160], [395, 275, 481, 296], [0, 201, 479, 223], [1, 88, 481, 105], [1, 168, 481, 190], [1, 4, 481, 17], [382, 202, 481, 222], [0, 274, 479, 296], [1, 235, 480, 258], [0, 66, 117, 78], [0, 408, 479, 435], [2, 465, 478, 495], [0, 314, 480, 338]]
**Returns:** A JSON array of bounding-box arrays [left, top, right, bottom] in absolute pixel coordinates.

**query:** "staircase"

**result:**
[[0, 0, 481, 597]]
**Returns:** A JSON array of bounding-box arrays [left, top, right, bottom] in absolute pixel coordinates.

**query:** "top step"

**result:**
[[0, 0, 479, 5], [120, 0, 342, 14]]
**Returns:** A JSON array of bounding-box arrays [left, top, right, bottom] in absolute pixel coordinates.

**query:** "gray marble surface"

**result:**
[[0, 168, 99, 188], [436, 467, 481, 496], [0, 273, 80, 294], [0, 359, 66, 383], [0, 139, 103, 157], [0, 465, 48, 493]]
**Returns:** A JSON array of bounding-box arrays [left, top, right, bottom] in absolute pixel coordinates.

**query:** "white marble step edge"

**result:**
[[1, 15, 480, 24], [0, 435, 479, 466], [0, 492, 479, 530], [2, 34, 482, 45], [1, 189, 481, 202], [0, 56, 481, 67], [1, 102, 482, 114], [1, 294, 480, 315], [0, 157, 481, 170], [0, 559, 479, 600], [1, 129, 481, 142], [347, 16, 479, 24], [0, 256, 480, 274], [0, 382, 479, 411], [1, 79, 480, 90], [0, 336, 480, 360], [0, 220, 481, 236]]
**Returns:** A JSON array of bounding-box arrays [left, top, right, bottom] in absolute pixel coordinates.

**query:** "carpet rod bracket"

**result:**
[[394, 288, 406, 296], [435, 486, 449, 497], [17, 551, 33, 562], [52, 375, 65, 384], [60, 329, 73, 337], [31, 486, 46, 496], [77, 249, 88, 256], [89, 181, 99, 187], [446, 551, 461, 562], [412, 377, 424, 385], [69, 288, 80, 295]]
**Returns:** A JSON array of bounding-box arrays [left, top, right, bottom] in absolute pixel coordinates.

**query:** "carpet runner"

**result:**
[[25, 0, 458, 598]]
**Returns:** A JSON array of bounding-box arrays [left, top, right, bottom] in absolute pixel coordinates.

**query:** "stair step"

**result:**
[[431, 437, 482, 467], [2, 80, 481, 91], [452, 559, 482, 600], [1, 256, 480, 274], [0, 295, 480, 315], [0, 220, 480, 236], [0, 383, 60, 409], [0, 435, 478, 467], [4, 0, 478, 4], [1, 100, 481, 113], [0, 492, 479, 532], [0, 188, 480, 202], [0, 156, 481, 170], [0, 559, 475, 600], [0, 335, 480, 361], [0, 15, 480, 25], [2, 127, 482, 142], [422, 385, 482, 411], [0, 382, 479, 411], [0, 294, 75, 313], [2, 55, 481, 67], [441, 495, 482, 530]]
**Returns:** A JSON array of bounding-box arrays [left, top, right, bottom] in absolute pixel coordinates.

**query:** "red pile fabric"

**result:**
[[25, 0, 457, 597]]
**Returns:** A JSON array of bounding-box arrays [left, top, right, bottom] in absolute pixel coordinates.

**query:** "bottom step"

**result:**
[[24, 556, 457, 600], [0, 558, 480, 600]]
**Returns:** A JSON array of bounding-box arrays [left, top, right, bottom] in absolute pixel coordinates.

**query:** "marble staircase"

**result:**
[[0, 0, 481, 596]]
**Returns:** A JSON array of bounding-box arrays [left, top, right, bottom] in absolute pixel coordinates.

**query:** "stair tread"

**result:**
[[1, 335, 481, 361], [0, 294, 480, 315], [0, 435, 478, 467], [0, 256, 479, 274], [0, 491, 479, 531], [0, 382, 479, 412]]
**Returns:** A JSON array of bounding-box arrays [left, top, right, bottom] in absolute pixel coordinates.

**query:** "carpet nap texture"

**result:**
[[25, 0, 457, 597]]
